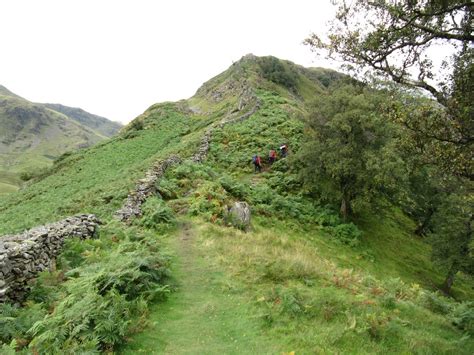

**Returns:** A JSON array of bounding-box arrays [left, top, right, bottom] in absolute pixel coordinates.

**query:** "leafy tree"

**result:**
[[298, 83, 405, 219], [305, 0, 473, 179], [429, 192, 473, 292]]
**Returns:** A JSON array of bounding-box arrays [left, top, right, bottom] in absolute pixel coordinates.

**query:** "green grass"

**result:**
[[0, 171, 20, 194], [122, 221, 285, 354], [188, 218, 472, 353], [0, 181, 18, 194], [0, 104, 203, 234]]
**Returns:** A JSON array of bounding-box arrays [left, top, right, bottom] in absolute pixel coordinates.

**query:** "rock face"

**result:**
[[227, 202, 251, 231], [0, 214, 100, 303]]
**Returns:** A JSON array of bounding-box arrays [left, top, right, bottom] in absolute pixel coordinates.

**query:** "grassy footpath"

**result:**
[[122, 221, 285, 354], [123, 214, 474, 354]]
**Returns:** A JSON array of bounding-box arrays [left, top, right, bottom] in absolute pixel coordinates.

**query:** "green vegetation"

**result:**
[[1, 222, 172, 353], [44, 103, 122, 137], [0, 85, 121, 193], [0, 55, 472, 353]]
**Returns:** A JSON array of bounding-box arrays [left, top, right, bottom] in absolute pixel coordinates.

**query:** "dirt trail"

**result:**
[[121, 221, 278, 354]]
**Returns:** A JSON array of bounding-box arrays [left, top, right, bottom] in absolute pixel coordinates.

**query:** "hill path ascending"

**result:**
[[121, 221, 280, 354]]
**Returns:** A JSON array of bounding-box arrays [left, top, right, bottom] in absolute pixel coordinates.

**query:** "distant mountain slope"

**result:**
[[44, 103, 122, 137], [0, 85, 120, 193]]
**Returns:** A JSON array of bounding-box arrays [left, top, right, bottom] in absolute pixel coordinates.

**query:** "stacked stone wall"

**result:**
[[0, 214, 100, 303]]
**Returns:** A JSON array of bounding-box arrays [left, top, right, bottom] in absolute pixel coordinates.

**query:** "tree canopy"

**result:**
[[306, 0, 473, 179]]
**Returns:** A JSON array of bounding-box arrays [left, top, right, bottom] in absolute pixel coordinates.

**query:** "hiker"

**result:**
[[279, 144, 288, 158], [252, 155, 262, 173], [269, 149, 277, 164]]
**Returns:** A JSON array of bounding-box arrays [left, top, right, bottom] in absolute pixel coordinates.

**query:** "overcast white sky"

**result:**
[[0, 0, 336, 123]]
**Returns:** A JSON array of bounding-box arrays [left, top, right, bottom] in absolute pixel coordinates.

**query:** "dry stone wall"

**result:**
[[116, 84, 261, 224], [0, 85, 261, 304], [0, 214, 100, 303], [114, 155, 182, 223]]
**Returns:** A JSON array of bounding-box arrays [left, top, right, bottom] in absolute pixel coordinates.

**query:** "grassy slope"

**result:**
[[123, 59, 473, 352], [0, 87, 120, 193], [1, 56, 472, 353], [0, 102, 201, 234], [123, 222, 284, 355], [44, 103, 122, 137]]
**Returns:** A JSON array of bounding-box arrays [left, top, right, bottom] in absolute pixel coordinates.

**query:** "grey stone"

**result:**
[[227, 202, 251, 231]]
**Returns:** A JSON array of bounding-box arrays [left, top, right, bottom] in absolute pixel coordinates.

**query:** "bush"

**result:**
[[258, 57, 297, 91], [138, 197, 176, 231], [219, 175, 249, 200], [156, 178, 179, 200], [188, 181, 228, 221], [451, 302, 474, 335], [419, 291, 453, 315], [330, 223, 362, 247]]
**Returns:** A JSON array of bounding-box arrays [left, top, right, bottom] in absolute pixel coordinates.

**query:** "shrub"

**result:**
[[314, 207, 341, 226], [258, 57, 298, 90], [188, 181, 228, 220], [451, 302, 474, 335], [138, 197, 176, 231], [419, 291, 453, 315], [156, 178, 179, 200], [330, 223, 362, 247], [219, 175, 249, 200]]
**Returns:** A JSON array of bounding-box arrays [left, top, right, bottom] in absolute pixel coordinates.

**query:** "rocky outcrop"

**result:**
[[114, 155, 182, 223], [0, 214, 100, 303]]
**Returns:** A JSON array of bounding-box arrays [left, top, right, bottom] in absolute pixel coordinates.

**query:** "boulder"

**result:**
[[227, 202, 251, 231]]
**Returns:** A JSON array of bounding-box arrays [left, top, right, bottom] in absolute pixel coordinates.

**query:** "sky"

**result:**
[[0, 0, 337, 124]]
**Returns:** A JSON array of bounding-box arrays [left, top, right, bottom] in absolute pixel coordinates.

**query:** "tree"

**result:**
[[305, 0, 473, 179], [429, 192, 473, 293], [298, 83, 406, 220]]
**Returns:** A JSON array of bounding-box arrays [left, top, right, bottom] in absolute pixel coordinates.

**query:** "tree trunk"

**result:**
[[339, 182, 353, 221], [442, 267, 457, 293], [415, 207, 434, 236], [340, 196, 352, 221]]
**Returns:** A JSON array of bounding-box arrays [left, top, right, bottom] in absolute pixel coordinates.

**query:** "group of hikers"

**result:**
[[252, 144, 288, 173]]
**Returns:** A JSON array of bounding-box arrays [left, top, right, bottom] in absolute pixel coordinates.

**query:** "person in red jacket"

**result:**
[[252, 155, 262, 173], [269, 149, 277, 164]]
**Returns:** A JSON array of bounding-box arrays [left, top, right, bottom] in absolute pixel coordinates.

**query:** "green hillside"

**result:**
[[44, 103, 122, 137], [0, 86, 122, 194], [0, 55, 472, 353]]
